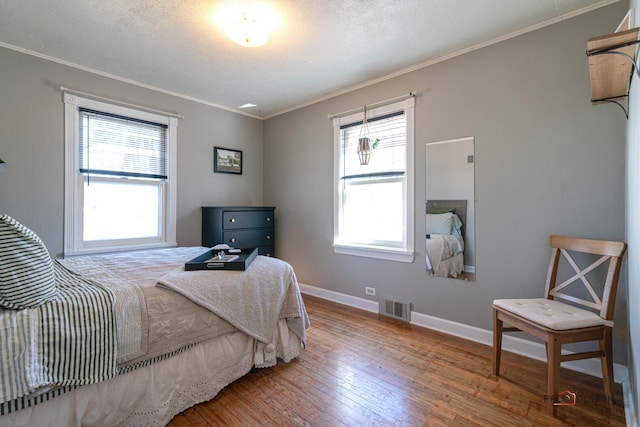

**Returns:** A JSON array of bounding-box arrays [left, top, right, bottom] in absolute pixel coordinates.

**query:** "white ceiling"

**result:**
[[0, 0, 621, 118]]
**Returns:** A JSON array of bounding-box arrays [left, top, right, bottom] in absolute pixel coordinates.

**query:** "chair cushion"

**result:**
[[0, 213, 57, 309], [492, 298, 612, 330]]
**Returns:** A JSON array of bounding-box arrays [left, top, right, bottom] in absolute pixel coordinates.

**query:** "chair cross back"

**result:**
[[545, 235, 626, 319]]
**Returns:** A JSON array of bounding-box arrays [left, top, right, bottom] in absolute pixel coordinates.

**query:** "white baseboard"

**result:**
[[299, 283, 628, 383], [624, 376, 638, 427], [299, 283, 379, 313]]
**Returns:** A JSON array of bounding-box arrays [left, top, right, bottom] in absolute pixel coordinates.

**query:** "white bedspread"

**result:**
[[425, 235, 445, 271], [157, 255, 308, 348], [426, 234, 465, 278]]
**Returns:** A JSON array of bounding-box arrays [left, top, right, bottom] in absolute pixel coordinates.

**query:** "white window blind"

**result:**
[[79, 108, 168, 179], [339, 111, 406, 180]]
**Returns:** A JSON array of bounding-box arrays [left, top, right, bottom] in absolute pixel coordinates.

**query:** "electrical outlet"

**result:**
[[365, 287, 376, 296]]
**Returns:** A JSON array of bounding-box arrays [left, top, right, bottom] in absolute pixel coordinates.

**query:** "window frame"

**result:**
[[332, 97, 415, 262], [63, 94, 178, 256]]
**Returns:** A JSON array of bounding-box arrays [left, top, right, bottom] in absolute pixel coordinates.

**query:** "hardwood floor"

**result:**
[[168, 295, 626, 426]]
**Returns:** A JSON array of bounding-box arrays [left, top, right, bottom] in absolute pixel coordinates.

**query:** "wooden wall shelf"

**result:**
[[586, 27, 640, 115]]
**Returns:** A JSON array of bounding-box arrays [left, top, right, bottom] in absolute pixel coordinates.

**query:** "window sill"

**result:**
[[333, 243, 414, 263]]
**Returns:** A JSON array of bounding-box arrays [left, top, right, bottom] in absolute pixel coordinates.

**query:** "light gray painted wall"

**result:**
[[627, 0, 639, 421], [264, 3, 629, 363], [0, 46, 264, 258]]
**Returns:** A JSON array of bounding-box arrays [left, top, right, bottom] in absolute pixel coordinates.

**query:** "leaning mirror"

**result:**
[[425, 137, 475, 281]]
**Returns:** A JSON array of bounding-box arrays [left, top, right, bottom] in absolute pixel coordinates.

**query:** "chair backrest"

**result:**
[[544, 235, 627, 321]]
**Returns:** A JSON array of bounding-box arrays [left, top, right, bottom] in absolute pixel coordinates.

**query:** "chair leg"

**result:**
[[600, 327, 615, 403], [546, 337, 561, 416], [492, 309, 503, 376]]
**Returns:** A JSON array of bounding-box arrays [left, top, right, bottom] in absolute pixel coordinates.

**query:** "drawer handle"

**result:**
[[266, 235, 271, 240], [229, 218, 236, 223], [229, 238, 236, 243], [266, 217, 271, 222]]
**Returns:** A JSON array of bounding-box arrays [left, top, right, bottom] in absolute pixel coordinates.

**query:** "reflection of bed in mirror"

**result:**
[[425, 200, 467, 278]]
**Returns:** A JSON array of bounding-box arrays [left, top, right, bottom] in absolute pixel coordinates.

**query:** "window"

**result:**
[[333, 97, 414, 262], [63, 94, 177, 256]]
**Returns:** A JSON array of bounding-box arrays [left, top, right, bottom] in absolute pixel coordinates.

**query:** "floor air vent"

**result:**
[[380, 299, 411, 322]]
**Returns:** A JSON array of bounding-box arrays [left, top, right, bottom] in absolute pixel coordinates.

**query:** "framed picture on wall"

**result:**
[[214, 147, 242, 175]]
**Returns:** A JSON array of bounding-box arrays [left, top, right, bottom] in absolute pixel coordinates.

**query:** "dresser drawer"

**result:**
[[257, 245, 275, 257], [222, 229, 273, 247], [222, 211, 273, 230]]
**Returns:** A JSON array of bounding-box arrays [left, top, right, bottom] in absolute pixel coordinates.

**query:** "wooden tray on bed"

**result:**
[[185, 248, 258, 271]]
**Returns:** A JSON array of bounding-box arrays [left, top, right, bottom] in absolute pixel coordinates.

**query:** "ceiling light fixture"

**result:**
[[218, 2, 279, 48]]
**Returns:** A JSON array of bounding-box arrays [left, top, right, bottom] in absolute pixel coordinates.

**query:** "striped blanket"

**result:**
[[0, 261, 117, 407], [58, 254, 146, 362]]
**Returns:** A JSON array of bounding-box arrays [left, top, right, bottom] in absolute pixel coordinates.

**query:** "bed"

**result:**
[[0, 213, 309, 426], [425, 200, 466, 278]]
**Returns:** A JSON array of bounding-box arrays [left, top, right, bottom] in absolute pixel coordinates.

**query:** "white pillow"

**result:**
[[426, 212, 459, 235], [0, 214, 57, 309]]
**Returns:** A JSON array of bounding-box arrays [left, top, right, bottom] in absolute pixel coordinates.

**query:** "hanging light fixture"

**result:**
[[357, 105, 372, 165]]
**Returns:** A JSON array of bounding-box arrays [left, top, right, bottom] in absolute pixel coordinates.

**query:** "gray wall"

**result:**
[[0, 46, 264, 257], [627, 0, 639, 420], [264, 3, 629, 362], [0, 2, 630, 368]]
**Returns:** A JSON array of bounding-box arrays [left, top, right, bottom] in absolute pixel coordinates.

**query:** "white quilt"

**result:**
[[157, 255, 308, 348], [426, 234, 464, 278]]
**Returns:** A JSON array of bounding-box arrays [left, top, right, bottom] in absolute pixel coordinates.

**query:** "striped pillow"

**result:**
[[0, 214, 57, 309]]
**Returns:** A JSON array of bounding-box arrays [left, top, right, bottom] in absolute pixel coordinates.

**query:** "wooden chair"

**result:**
[[492, 235, 627, 416]]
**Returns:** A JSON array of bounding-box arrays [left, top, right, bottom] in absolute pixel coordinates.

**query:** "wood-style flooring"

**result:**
[[168, 295, 626, 426]]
